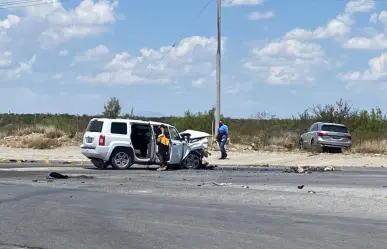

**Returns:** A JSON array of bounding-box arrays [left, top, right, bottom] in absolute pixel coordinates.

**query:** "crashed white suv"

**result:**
[[80, 118, 210, 169]]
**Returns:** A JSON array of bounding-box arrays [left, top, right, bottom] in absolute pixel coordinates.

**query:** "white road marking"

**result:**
[[135, 190, 152, 193]]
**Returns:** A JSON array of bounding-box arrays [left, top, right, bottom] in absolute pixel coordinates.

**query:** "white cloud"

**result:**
[[5, 55, 37, 79], [368, 10, 387, 26], [284, 14, 352, 41], [244, 39, 325, 84], [338, 52, 387, 82], [78, 36, 225, 84], [72, 44, 109, 64], [0, 51, 12, 67], [345, 0, 375, 14], [283, 0, 375, 42], [0, 15, 20, 29], [344, 33, 387, 49], [252, 39, 324, 58], [58, 49, 68, 56], [223, 0, 263, 6], [0, 31, 10, 44], [17, 0, 119, 46], [248, 11, 274, 20], [344, 10, 387, 50], [53, 73, 63, 79], [369, 12, 378, 23], [379, 10, 387, 28], [192, 78, 206, 87]]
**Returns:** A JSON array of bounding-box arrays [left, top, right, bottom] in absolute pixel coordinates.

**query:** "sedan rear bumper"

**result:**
[[318, 142, 351, 149]]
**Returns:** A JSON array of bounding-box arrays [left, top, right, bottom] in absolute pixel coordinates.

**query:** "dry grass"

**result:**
[[349, 139, 387, 154], [14, 125, 65, 138], [1, 124, 387, 154], [0, 125, 81, 149], [226, 132, 299, 152]]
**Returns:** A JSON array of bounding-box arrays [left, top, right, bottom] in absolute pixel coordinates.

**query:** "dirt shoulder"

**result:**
[[0, 146, 386, 167]]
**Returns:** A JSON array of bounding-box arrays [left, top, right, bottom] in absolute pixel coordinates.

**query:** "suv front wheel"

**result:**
[[111, 149, 133, 170], [182, 152, 201, 169]]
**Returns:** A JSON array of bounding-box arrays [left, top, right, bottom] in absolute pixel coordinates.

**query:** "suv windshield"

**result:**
[[86, 120, 104, 132], [321, 125, 348, 133]]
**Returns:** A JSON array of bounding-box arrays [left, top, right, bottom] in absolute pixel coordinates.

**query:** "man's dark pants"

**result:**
[[218, 137, 228, 159]]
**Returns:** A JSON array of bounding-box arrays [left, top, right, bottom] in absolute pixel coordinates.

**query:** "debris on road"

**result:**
[[308, 190, 316, 194], [47, 172, 68, 179], [46, 172, 94, 179], [324, 166, 335, 171], [283, 166, 305, 173], [241, 185, 249, 189], [212, 182, 232, 186], [297, 185, 305, 189], [283, 166, 336, 173]]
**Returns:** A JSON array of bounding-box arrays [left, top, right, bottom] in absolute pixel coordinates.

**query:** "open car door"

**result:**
[[167, 126, 185, 164]]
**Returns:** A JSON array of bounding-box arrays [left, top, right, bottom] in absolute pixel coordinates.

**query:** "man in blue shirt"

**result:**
[[216, 120, 228, 159]]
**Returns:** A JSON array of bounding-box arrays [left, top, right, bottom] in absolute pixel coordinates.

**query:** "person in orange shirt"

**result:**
[[156, 125, 170, 171]]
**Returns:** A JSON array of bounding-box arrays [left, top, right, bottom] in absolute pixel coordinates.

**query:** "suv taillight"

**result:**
[[345, 135, 351, 140], [99, 135, 105, 146], [317, 132, 327, 137]]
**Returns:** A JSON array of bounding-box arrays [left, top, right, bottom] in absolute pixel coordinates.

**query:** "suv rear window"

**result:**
[[86, 120, 104, 132], [111, 122, 127, 135], [321, 125, 348, 133]]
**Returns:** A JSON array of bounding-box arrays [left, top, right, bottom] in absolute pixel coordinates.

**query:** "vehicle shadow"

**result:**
[[84, 166, 182, 171]]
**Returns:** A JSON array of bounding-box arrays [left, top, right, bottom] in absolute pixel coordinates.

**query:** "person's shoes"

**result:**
[[157, 166, 168, 171], [218, 157, 226, 160]]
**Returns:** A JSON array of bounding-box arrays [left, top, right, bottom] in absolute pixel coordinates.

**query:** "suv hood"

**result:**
[[179, 129, 212, 139]]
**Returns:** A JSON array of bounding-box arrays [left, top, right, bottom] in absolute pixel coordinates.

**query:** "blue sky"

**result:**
[[0, 0, 386, 118]]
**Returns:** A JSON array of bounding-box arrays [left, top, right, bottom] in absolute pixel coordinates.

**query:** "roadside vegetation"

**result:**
[[0, 97, 386, 154]]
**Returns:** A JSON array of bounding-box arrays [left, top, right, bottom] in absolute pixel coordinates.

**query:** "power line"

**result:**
[[0, 0, 71, 9], [140, 0, 214, 84]]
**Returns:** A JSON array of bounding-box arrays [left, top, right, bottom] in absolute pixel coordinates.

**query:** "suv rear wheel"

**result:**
[[111, 149, 133, 170]]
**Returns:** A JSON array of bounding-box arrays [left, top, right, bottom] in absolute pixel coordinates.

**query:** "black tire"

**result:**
[[91, 159, 109, 169], [111, 148, 134, 170], [182, 151, 202, 169], [311, 139, 322, 153]]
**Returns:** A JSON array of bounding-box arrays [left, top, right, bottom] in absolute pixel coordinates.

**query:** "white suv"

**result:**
[[80, 118, 209, 169]]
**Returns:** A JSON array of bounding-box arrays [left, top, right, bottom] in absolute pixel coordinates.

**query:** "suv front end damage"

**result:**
[[179, 129, 212, 169]]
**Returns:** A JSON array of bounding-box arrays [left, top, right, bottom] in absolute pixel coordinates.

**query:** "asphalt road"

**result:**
[[0, 164, 386, 249]]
